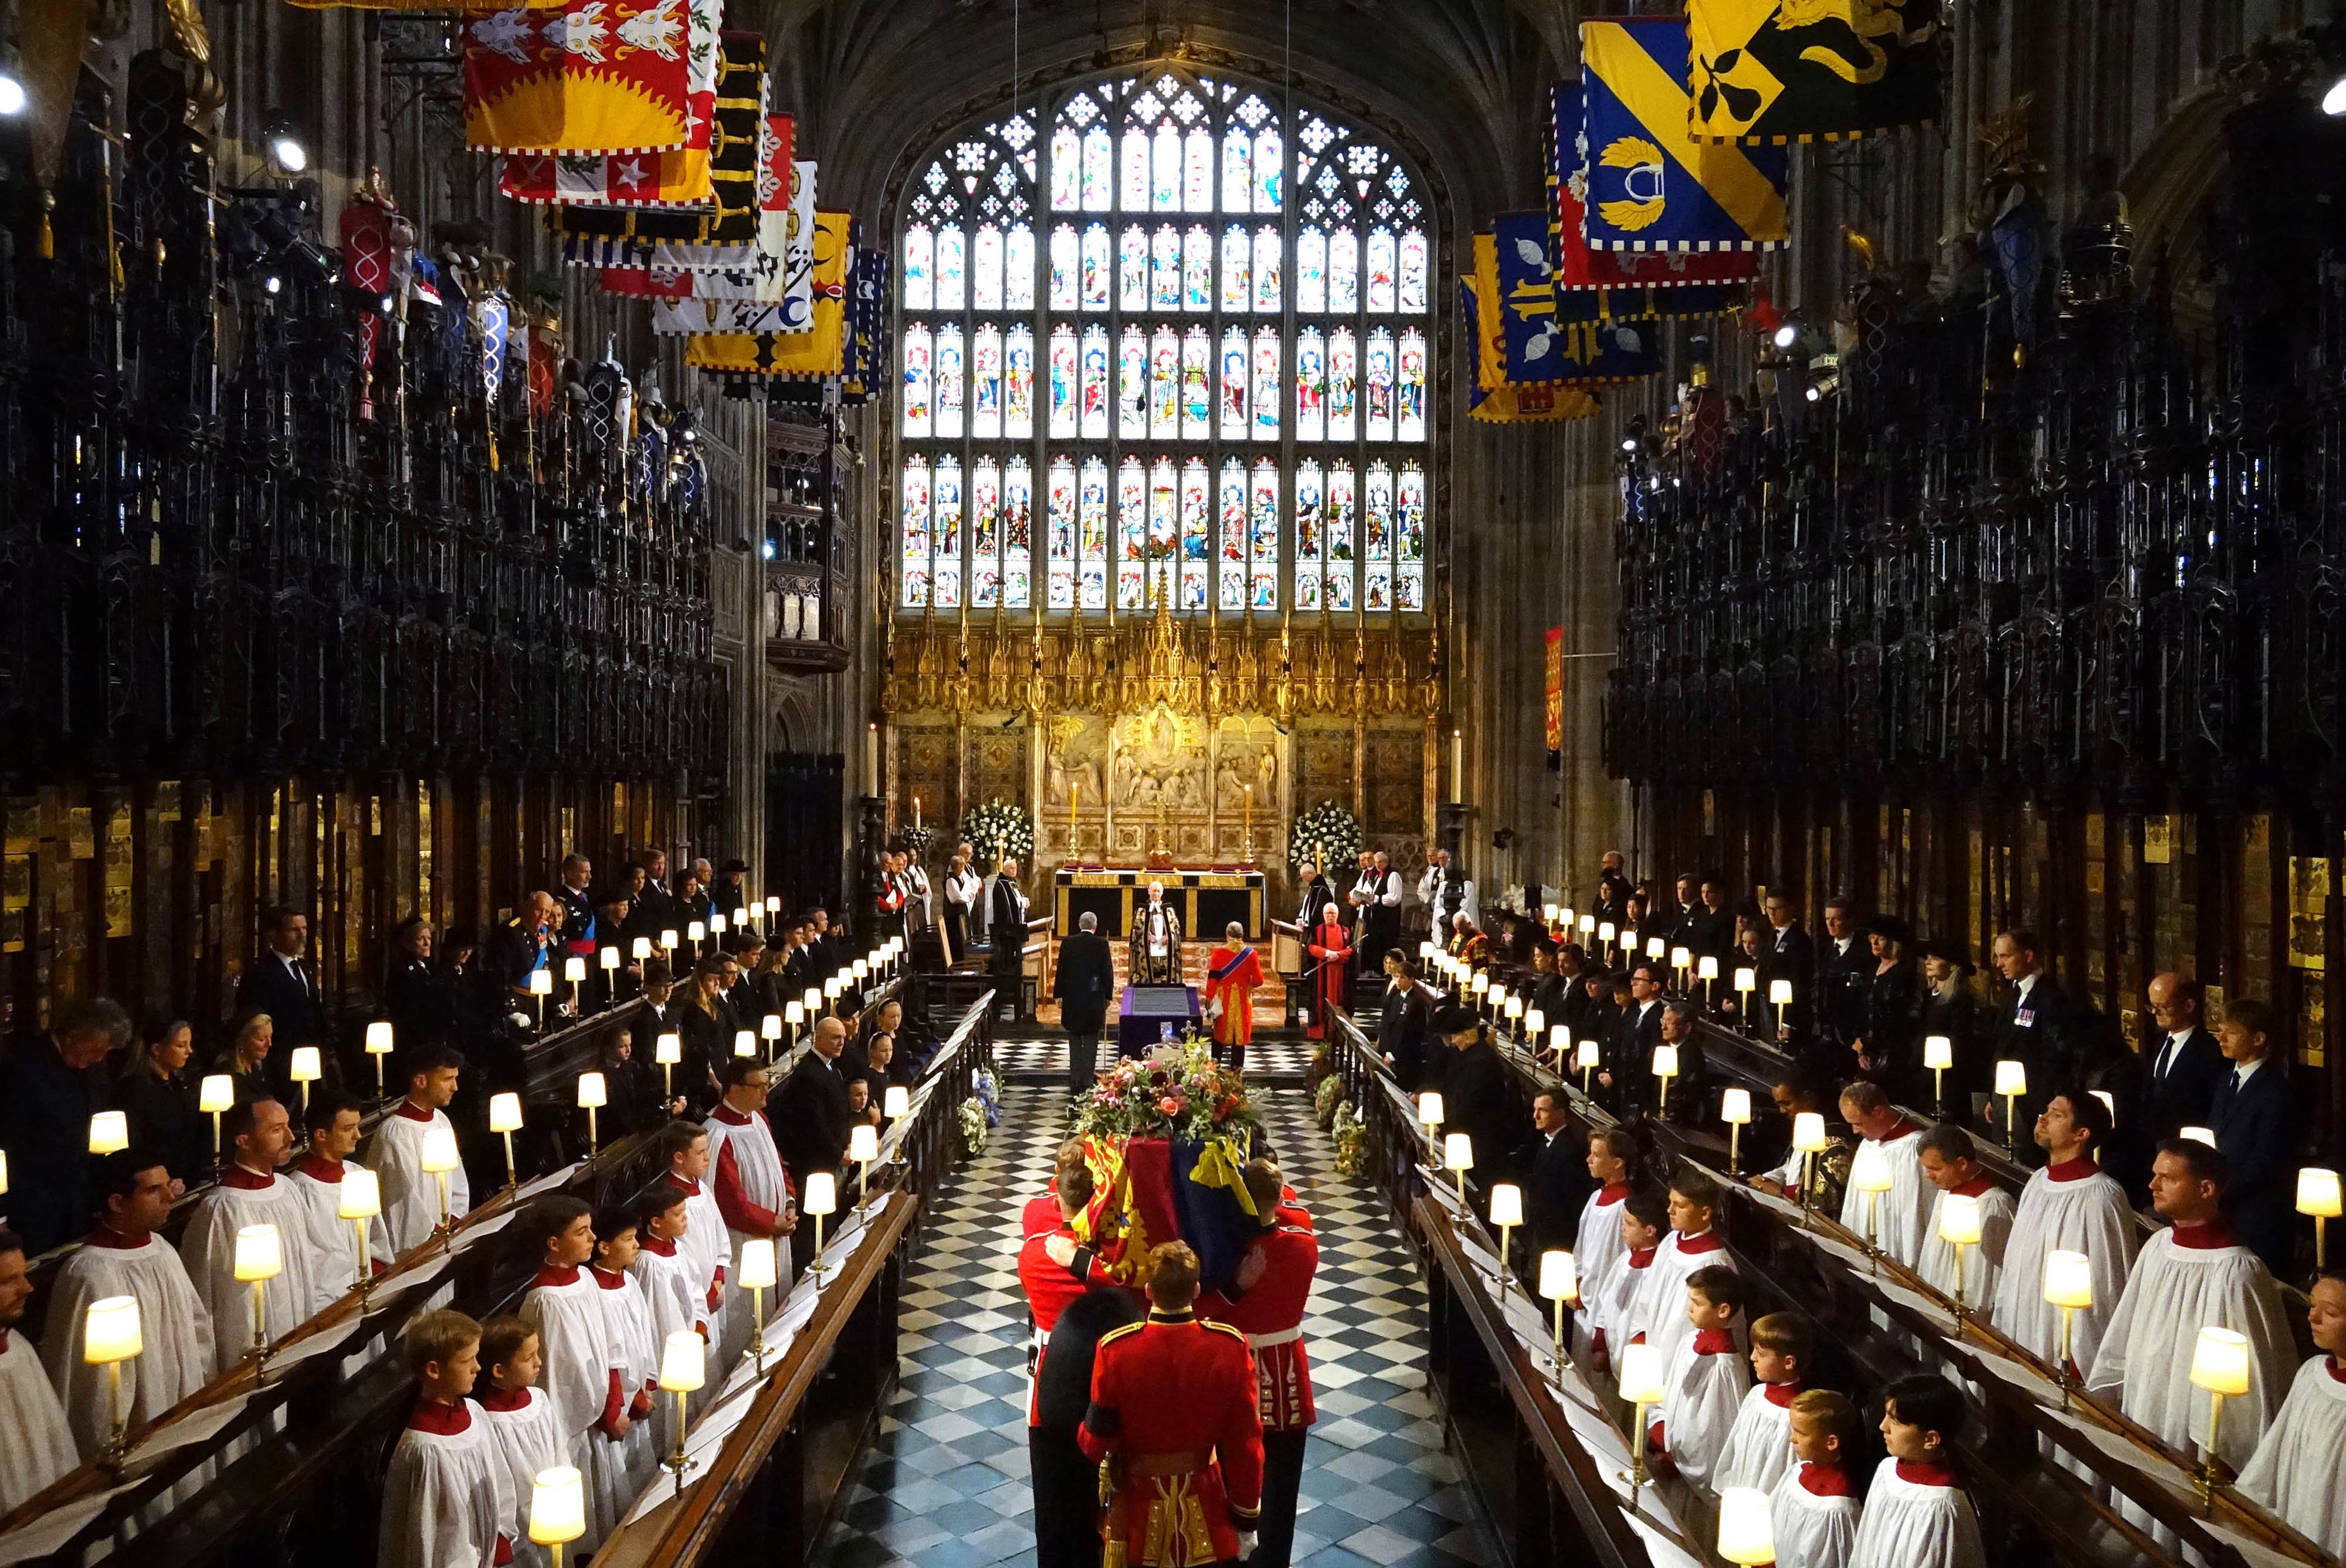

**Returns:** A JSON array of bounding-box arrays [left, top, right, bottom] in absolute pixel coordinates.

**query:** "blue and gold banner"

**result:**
[[1462, 274, 1599, 426], [1688, 0, 1940, 145], [1489, 216, 1663, 386], [1579, 17, 1790, 253]]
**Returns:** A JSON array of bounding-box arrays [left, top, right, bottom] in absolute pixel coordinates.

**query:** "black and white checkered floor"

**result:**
[[813, 1039, 1499, 1568], [991, 1036, 1323, 1084]]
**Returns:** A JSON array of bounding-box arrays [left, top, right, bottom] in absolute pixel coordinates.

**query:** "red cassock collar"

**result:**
[[1881, 1119, 1922, 1142], [1675, 1229, 1725, 1255], [409, 1397, 473, 1435], [296, 1155, 345, 1183], [1692, 1328, 1737, 1355], [592, 1267, 629, 1291], [86, 1225, 150, 1250], [1596, 1182, 1632, 1206], [1798, 1461, 1853, 1498], [1626, 1245, 1658, 1270], [2168, 1219, 2239, 1250], [640, 1234, 680, 1257], [2046, 1157, 2098, 1183], [533, 1264, 582, 1288], [478, 1387, 531, 1413], [1764, 1382, 1803, 1407], [712, 1105, 752, 1126], [221, 1165, 276, 1191], [1952, 1175, 1996, 1199], [1896, 1460, 1959, 1488], [396, 1101, 436, 1124], [2327, 1357, 2345, 1384], [662, 1173, 703, 1198]]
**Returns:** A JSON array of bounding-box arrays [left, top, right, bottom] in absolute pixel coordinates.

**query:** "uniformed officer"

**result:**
[[555, 854, 598, 959], [1022, 1162, 1133, 1568], [1081, 1241, 1265, 1568], [1202, 1161, 1319, 1568]]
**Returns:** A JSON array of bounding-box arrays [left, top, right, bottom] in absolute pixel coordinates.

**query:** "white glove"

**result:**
[[1235, 1530, 1259, 1558]]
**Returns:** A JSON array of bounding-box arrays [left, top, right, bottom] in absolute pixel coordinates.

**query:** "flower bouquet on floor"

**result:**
[[1066, 1036, 1264, 1292]]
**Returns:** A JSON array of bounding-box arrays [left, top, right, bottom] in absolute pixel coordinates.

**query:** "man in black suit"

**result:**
[[989, 860, 1030, 1015], [771, 1015, 855, 1272], [1510, 1090, 1592, 1264], [1688, 874, 1737, 967], [1597, 961, 1667, 1109], [1053, 910, 1115, 1090], [236, 905, 335, 1092], [1988, 928, 2085, 1159], [1756, 891, 1816, 1042], [634, 848, 681, 935], [2208, 996, 2298, 1273], [2113, 972, 2228, 1196], [1432, 1004, 1511, 1206], [1813, 897, 1870, 1048]]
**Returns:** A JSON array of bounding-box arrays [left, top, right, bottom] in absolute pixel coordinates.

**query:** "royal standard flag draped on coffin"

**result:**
[[1489, 216, 1662, 387], [1686, 0, 1941, 145], [1579, 16, 1791, 253]]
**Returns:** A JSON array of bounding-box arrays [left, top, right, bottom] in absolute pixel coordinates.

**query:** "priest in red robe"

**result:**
[[1304, 908, 1353, 1042]]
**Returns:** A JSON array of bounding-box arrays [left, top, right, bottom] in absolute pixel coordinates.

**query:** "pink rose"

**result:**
[[1158, 1096, 1180, 1115]]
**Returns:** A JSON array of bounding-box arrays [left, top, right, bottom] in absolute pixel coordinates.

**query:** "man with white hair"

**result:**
[[1053, 911, 1114, 1088], [1128, 878, 1184, 985]]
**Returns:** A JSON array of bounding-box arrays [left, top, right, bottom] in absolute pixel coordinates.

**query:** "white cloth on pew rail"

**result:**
[[1846, 1458, 1985, 1568], [2236, 1355, 2346, 1559], [39, 1233, 215, 1460], [1988, 1159, 2135, 1377]]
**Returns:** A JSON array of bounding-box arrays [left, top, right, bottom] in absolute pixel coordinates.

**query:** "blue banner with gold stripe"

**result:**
[[1489, 215, 1662, 385], [1462, 274, 1600, 425], [1579, 17, 1791, 253]]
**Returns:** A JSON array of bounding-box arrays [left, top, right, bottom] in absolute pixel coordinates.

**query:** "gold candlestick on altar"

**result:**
[[1069, 779, 1079, 864], [1242, 785, 1253, 863]]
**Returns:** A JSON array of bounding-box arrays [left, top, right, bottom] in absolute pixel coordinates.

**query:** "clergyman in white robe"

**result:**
[[2237, 1353, 2346, 1558], [1916, 1182, 2016, 1322], [40, 1230, 215, 1457], [1847, 1458, 1986, 1568], [367, 1102, 473, 1255], [703, 1103, 790, 1371], [1838, 1121, 1933, 1270], [1769, 1461, 1860, 1568], [1989, 1156, 2136, 1376], [377, 1399, 512, 1568], [0, 1325, 77, 1512], [180, 1167, 328, 1376], [1656, 1326, 1750, 1492], [1717, 1383, 1801, 1496]]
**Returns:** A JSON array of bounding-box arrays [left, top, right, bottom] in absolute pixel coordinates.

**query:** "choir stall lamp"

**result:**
[[1792, 1111, 1829, 1224], [761, 1013, 783, 1061], [2189, 1326, 2253, 1508], [710, 911, 727, 947], [201, 1074, 235, 1169], [1546, 1022, 1568, 1070], [658, 1329, 705, 1494], [1443, 1133, 1473, 1204], [883, 1084, 910, 1126], [2298, 1167, 2342, 1268], [1994, 1059, 2028, 1154], [1720, 1087, 1751, 1176], [660, 929, 680, 963], [1575, 1038, 1600, 1097], [2043, 1249, 2094, 1407], [1650, 1044, 1679, 1118], [1645, 936, 1666, 965], [1768, 979, 1794, 1037], [1733, 967, 1755, 1026], [1487, 1182, 1523, 1302], [1670, 945, 1691, 989], [577, 1072, 608, 1154], [1615, 1341, 1667, 1502], [89, 1111, 130, 1156], [1598, 921, 1616, 959], [528, 968, 554, 1032], [1697, 954, 1718, 1007], [738, 1238, 778, 1373], [82, 1294, 143, 1465], [1938, 1192, 1983, 1318], [490, 1092, 524, 1188], [340, 1166, 381, 1295], [233, 1223, 283, 1374], [1617, 928, 1636, 964], [804, 1172, 838, 1283], [1850, 1138, 1893, 1271], [420, 1122, 462, 1244], [599, 946, 620, 1003], [528, 1466, 586, 1568], [2181, 1125, 2216, 1148], [733, 1029, 757, 1061], [1417, 1092, 1445, 1158], [365, 1020, 396, 1097], [785, 1000, 806, 1053], [1716, 1486, 1777, 1567], [1537, 1250, 1578, 1373], [283, 1046, 324, 1123], [1504, 994, 1525, 1038], [1924, 1036, 1954, 1111], [850, 1123, 880, 1217], [656, 1033, 683, 1100], [565, 955, 587, 1015], [687, 920, 706, 955], [1579, 914, 1596, 943], [633, 936, 653, 965]]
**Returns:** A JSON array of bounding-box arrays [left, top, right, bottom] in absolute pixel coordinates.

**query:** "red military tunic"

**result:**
[[1023, 1189, 1063, 1238], [1203, 1219, 1319, 1431], [1018, 1226, 1121, 1423], [1204, 943, 1263, 1049], [1080, 1309, 1265, 1567]]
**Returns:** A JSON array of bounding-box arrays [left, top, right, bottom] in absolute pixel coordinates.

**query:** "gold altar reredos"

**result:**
[[882, 593, 1444, 883]]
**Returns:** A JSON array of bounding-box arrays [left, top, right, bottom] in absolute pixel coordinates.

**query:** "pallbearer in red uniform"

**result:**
[[1204, 924, 1264, 1074], [1022, 1162, 1134, 1568], [1202, 1162, 1318, 1568], [1082, 1242, 1265, 1568]]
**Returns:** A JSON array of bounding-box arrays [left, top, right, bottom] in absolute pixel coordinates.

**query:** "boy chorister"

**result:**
[[1650, 1264, 1750, 1493], [518, 1197, 628, 1553], [1586, 1189, 1666, 1373], [1768, 1390, 1862, 1568], [472, 1316, 568, 1568], [588, 1207, 662, 1529], [1572, 1129, 1636, 1304], [628, 1189, 705, 1462], [1623, 1166, 1735, 1377], [2239, 1270, 2346, 1558], [378, 1310, 513, 1568], [1848, 1376, 1986, 1568], [1716, 1312, 1811, 1496]]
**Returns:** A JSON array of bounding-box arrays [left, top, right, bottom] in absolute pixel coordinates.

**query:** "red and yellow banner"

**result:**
[[463, 0, 697, 154], [1545, 627, 1565, 751]]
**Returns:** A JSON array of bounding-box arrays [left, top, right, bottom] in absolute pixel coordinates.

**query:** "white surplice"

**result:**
[[1847, 1460, 1986, 1568], [1657, 1331, 1750, 1493], [702, 1107, 789, 1370], [1623, 1229, 1737, 1376], [365, 1105, 473, 1256], [585, 1268, 662, 1539], [1769, 1463, 1861, 1568], [1988, 1159, 2137, 1376], [377, 1404, 512, 1568], [284, 1157, 396, 1314], [179, 1170, 328, 1376], [476, 1388, 567, 1568], [39, 1233, 215, 1458], [658, 1174, 730, 1356], [1571, 1185, 1630, 1312], [1837, 1125, 1933, 1269], [1916, 1183, 2016, 1324], [1577, 1245, 1652, 1368], [2237, 1355, 2346, 1559], [0, 1328, 76, 1512], [1716, 1383, 1799, 1496]]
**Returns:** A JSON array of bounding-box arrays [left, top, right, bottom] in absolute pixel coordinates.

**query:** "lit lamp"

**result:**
[[766, 896, 780, 917], [1443, 1133, 1473, 1203], [1418, 939, 1438, 962], [2298, 1167, 2342, 1268], [1734, 966, 1755, 1026], [2180, 1125, 2216, 1148], [687, 919, 706, 954], [528, 1466, 586, 1568], [1645, 936, 1664, 965], [598, 947, 620, 1003], [1697, 954, 1718, 1006], [785, 998, 806, 1048], [1544, 902, 1561, 926], [1575, 1038, 1599, 1097], [83, 1294, 142, 1464], [340, 1166, 381, 1294], [883, 1084, 910, 1124], [420, 1122, 462, 1241], [578, 1073, 608, 1153], [738, 1238, 778, 1373], [1994, 1059, 2028, 1154], [1924, 1036, 1954, 1111], [89, 1110, 130, 1156], [1537, 1250, 1578, 1371], [657, 1329, 705, 1493], [850, 1123, 880, 1216], [733, 1029, 757, 1060], [1598, 921, 1616, 957], [1670, 945, 1691, 989], [660, 928, 680, 962], [1721, 1087, 1752, 1175], [1548, 1023, 1569, 1070], [1559, 907, 1575, 933], [633, 936, 653, 964], [1938, 1192, 1983, 1317], [1768, 978, 1794, 1037], [1418, 1092, 1445, 1158], [1716, 1485, 1776, 1567], [1650, 1044, 1679, 1118], [1792, 1111, 1829, 1224], [656, 1033, 682, 1100], [2043, 1249, 2094, 1406], [1579, 914, 1596, 942], [564, 954, 586, 1014], [233, 1224, 282, 1372], [365, 1020, 395, 1097], [1488, 1182, 1523, 1302], [201, 1074, 235, 1167], [288, 1047, 321, 1121], [1503, 995, 1524, 1039], [761, 1013, 784, 1060], [804, 1172, 838, 1283], [1850, 1138, 1892, 1270], [710, 911, 727, 944], [1524, 1009, 1545, 1051], [527, 968, 554, 1031], [1618, 928, 1636, 963], [489, 1092, 524, 1188], [1616, 1341, 1666, 1500], [2189, 1326, 2253, 1506]]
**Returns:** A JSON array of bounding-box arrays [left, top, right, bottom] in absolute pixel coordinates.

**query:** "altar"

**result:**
[[1054, 867, 1267, 940]]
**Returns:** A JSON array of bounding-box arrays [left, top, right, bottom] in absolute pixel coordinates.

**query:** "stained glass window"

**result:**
[[900, 77, 1432, 615]]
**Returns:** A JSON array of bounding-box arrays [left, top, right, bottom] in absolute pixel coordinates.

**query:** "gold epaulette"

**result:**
[[1200, 1319, 1248, 1345], [1097, 1321, 1147, 1349]]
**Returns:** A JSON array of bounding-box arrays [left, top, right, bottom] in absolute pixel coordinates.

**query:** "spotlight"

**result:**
[[263, 112, 308, 177], [2325, 74, 2346, 116], [0, 73, 25, 117], [1620, 435, 1639, 453], [1805, 384, 1822, 402], [1773, 323, 1799, 349], [264, 274, 282, 295]]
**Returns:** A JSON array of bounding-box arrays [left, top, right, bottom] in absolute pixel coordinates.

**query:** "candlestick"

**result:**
[[2300, 1167, 2342, 1268], [1994, 1060, 2027, 1155], [804, 1172, 837, 1283], [913, 794, 922, 831], [658, 1330, 704, 1494], [233, 1224, 282, 1372], [1537, 1250, 1577, 1373], [850, 1124, 880, 1217], [866, 721, 880, 794], [530, 1467, 586, 1568], [1720, 1087, 1751, 1175], [1488, 1183, 1522, 1303], [739, 1239, 777, 1374], [83, 1294, 141, 1464]]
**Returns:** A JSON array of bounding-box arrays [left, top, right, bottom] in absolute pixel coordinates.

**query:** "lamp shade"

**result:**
[[1615, 1341, 1667, 1405], [803, 1171, 838, 1216], [2297, 1167, 2344, 1218], [1769, 979, 1794, 1005], [786, 1001, 806, 1026], [1419, 940, 1437, 960], [1598, 922, 1615, 943], [849, 1124, 880, 1163], [1560, 907, 1575, 929], [2043, 1249, 2094, 1309], [1697, 956, 1720, 981], [1544, 903, 1561, 922], [657, 1329, 706, 1393], [1734, 966, 1755, 993], [1993, 1059, 2028, 1097], [767, 896, 781, 914], [687, 921, 706, 943], [233, 1224, 283, 1282], [710, 912, 727, 933], [655, 1033, 682, 1065], [737, 1238, 778, 1291], [2190, 1326, 2253, 1396], [1469, 972, 1489, 996], [1792, 1111, 1829, 1153], [1618, 928, 1635, 952], [1443, 1133, 1474, 1172], [1647, 938, 1666, 961], [1575, 1039, 1600, 1070], [2090, 1090, 2117, 1122], [1721, 1087, 1752, 1125], [1418, 1092, 1445, 1128], [1487, 1183, 1524, 1227], [420, 1123, 461, 1175], [527, 969, 554, 998], [762, 1014, 784, 1041], [633, 937, 653, 961], [1550, 1024, 1569, 1058], [528, 1467, 587, 1547], [564, 955, 586, 983], [84, 1295, 143, 1365], [340, 1166, 381, 1221], [804, 987, 823, 1012], [1938, 1192, 1983, 1247], [661, 929, 680, 951], [825, 978, 843, 1000], [853, 959, 869, 980], [199, 1074, 235, 1114], [734, 1030, 758, 1058], [1524, 1009, 1544, 1038], [289, 1046, 323, 1085], [577, 1071, 608, 1109], [1538, 1250, 1578, 1302], [1504, 995, 1524, 1020], [884, 1085, 910, 1119], [88, 1111, 130, 1155], [489, 1092, 524, 1135], [2181, 1125, 2216, 1148], [1716, 1486, 1777, 1567], [1580, 915, 1596, 935], [1670, 945, 1691, 972], [600, 947, 620, 972], [1923, 1036, 1954, 1071], [1651, 1044, 1680, 1080], [1850, 1139, 1893, 1194]]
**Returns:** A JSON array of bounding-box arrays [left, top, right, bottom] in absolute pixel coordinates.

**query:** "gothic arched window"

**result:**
[[898, 70, 1430, 616]]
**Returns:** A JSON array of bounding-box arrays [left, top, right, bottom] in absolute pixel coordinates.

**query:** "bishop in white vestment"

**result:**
[[2237, 1275, 2346, 1558]]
